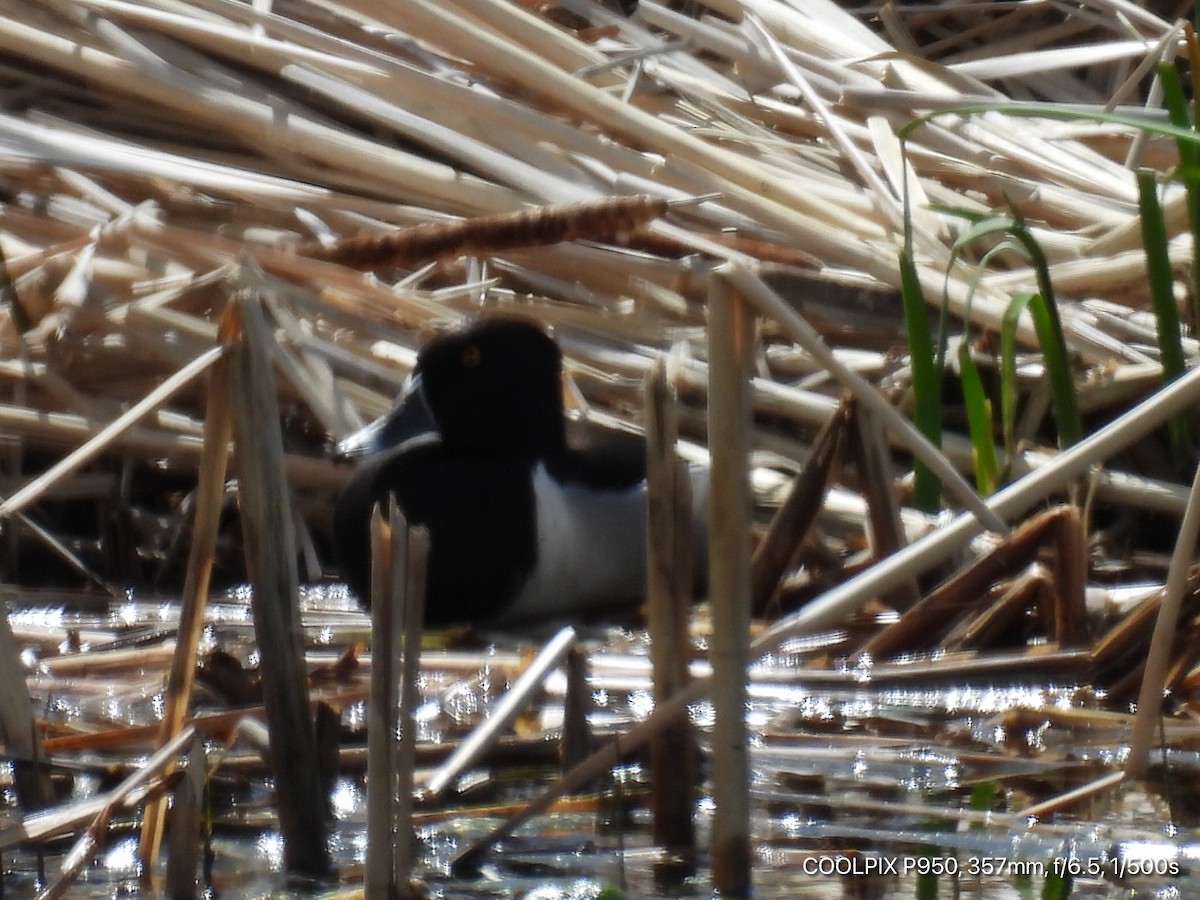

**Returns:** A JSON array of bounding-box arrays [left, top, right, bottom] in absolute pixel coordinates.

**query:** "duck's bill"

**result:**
[[333, 373, 437, 460]]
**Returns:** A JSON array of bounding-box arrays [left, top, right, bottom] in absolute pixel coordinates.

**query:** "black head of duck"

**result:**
[[335, 317, 566, 463]]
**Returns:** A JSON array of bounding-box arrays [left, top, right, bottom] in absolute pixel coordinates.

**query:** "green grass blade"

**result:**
[[940, 204, 1082, 451], [1000, 291, 1038, 459], [898, 137, 942, 513], [898, 102, 1200, 146], [1157, 59, 1195, 139], [1027, 294, 1080, 447], [915, 843, 939, 900], [946, 234, 1023, 487], [1001, 289, 1080, 451], [969, 780, 997, 816], [1040, 870, 1071, 900], [958, 339, 999, 494], [938, 211, 1009, 369], [900, 246, 943, 512], [1136, 168, 1191, 468], [947, 212, 1025, 246], [1190, 20, 1200, 102], [1003, 208, 1081, 448]]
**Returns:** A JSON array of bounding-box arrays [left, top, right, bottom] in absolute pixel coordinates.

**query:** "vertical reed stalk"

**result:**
[[364, 499, 428, 896], [849, 405, 921, 610], [365, 503, 399, 900], [560, 643, 592, 773], [644, 359, 696, 881], [139, 313, 235, 880], [1052, 507, 1088, 647], [164, 735, 207, 898], [706, 272, 754, 897], [230, 293, 330, 876], [394, 519, 428, 896]]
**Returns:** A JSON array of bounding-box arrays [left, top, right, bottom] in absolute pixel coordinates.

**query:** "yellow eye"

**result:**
[[462, 345, 482, 368]]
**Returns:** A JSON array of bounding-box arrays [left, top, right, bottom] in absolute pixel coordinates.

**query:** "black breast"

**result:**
[[332, 440, 538, 626]]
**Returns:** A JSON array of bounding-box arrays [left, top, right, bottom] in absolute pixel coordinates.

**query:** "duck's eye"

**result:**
[[462, 345, 482, 368]]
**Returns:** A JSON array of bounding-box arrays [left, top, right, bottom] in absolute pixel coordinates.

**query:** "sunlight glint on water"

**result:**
[[3, 587, 1197, 897]]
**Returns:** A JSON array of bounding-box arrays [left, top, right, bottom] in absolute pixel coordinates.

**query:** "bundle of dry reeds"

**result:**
[[0, 0, 1199, 893], [0, 0, 1191, 587]]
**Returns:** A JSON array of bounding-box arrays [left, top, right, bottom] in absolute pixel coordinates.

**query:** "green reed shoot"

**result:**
[[928, 206, 1082, 492], [897, 93, 1200, 503], [913, 70, 1196, 473], [899, 144, 944, 513], [941, 233, 1009, 494], [900, 239, 943, 512], [957, 334, 999, 494], [1040, 869, 1071, 900], [965, 208, 1081, 450], [998, 290, 1064, 450], [1136, 168, 1191, 470]]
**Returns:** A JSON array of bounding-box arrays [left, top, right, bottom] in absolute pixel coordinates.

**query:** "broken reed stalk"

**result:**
[[301, 194, 670, 269], [1089, 590, 1170, 696], [1125, 453, 1200, 778], [939, 568, 1049, 651], [365, 502, 399, 900], [748, 365, 1200, 663], [452, 336, 1200, 875], [37, 726, 197, 900], [420, 626, 577, 804], [0, 401, 342, 491], [643, 359, 696, 878], [852, 506, 1079, 663], [164, 736, 206, 898], [560, 642, 592, 772], [138, 310, 237, 880], [391, 0, 884, 269], [749, 397, 849, 617], [0, 344, 225, 520], [0, 777, 163, 851], [705, 276, 754, 898], [230, 293, 330, 877], [10, 508, 121, 597], [849, 404, 921, 611], [1052, 506, 1088, 646], [1018, 770, 1127, 821], [394, 511, 428, 897]]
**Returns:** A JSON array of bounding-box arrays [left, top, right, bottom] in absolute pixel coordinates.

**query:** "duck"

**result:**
[[332, 317, 707, 627]]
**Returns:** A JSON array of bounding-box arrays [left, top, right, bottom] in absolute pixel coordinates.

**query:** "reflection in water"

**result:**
[[2, 585, 1195, 898]]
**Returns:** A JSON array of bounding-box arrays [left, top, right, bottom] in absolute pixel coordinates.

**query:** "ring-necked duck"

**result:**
[[332, 317, 707, 627]]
